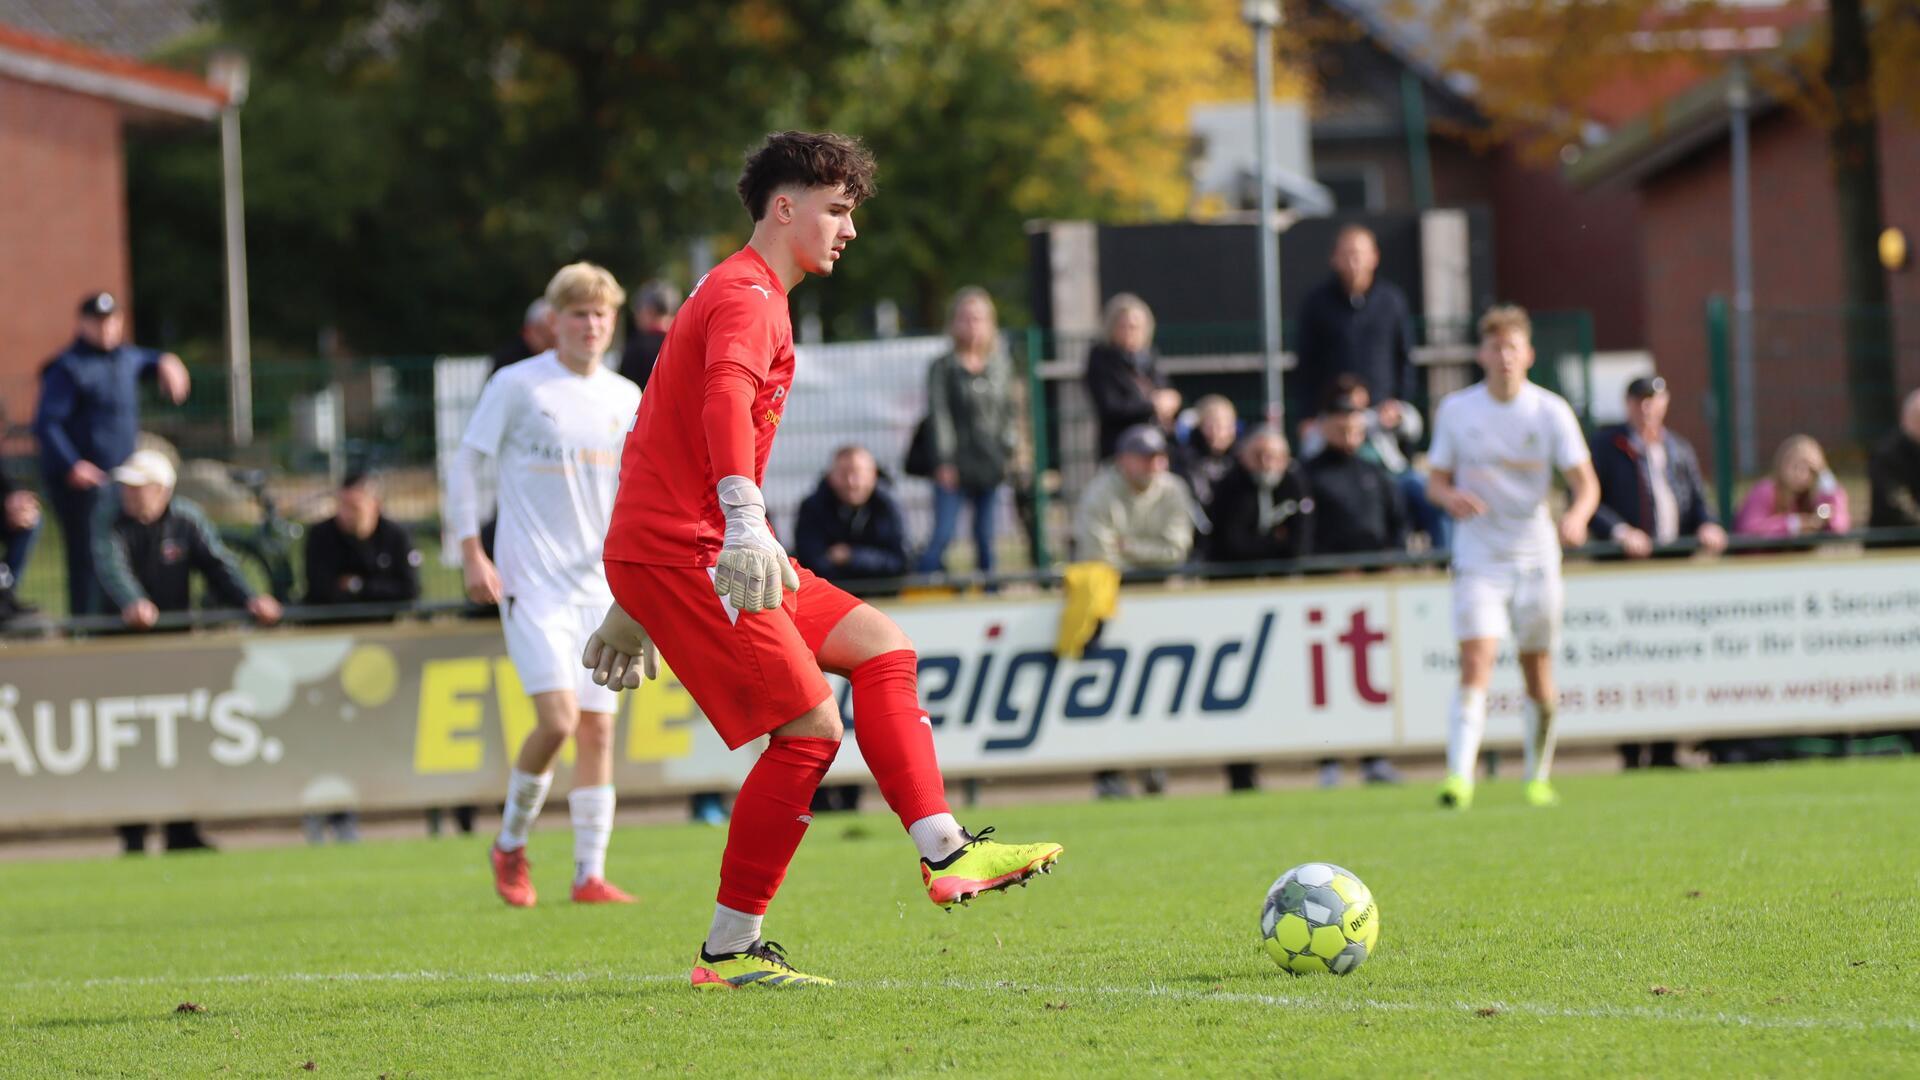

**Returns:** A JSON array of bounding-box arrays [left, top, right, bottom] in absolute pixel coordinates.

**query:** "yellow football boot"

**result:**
[[690, 941, 833, 989], [922, 826, 1063, 909]]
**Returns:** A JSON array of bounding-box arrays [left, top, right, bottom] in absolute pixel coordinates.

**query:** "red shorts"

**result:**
[[605, 558, 863, 750]]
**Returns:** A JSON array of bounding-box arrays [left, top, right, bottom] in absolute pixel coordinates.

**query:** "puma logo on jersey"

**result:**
[[745, 283, 773, 299]]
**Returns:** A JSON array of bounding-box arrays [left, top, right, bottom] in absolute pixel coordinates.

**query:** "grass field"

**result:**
[[5, 759, 1918, 1076]]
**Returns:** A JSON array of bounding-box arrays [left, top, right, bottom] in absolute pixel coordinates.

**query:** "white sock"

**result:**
[[1446, 688, 1488, 781], [704, 904, 763, 957], [569, 784, 615, 885], [496, 769, 553, 852], [1523, 699, 1558, 782], [908, 813, 969, 863]]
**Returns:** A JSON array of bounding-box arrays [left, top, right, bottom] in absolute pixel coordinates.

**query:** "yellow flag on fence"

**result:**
[[1056, 561, 1121, 659]]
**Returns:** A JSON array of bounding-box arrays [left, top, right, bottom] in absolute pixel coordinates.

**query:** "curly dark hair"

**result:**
[[737, 131, 877, 221]]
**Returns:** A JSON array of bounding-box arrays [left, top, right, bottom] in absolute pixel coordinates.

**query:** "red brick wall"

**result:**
[[0, 77, 129, 428], [1639, 108, 1920, 479], [1490, 149, 1646, 351]]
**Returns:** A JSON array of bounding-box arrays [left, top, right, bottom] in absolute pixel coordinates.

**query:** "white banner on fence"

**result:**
[[820, 553, 1920, 779]]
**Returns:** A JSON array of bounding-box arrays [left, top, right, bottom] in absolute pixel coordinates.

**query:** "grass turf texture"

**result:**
[[5, 759, 1917, 1076]]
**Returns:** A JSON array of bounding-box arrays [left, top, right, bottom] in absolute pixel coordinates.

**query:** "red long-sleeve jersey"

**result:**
[[604, 246, 794, 567]]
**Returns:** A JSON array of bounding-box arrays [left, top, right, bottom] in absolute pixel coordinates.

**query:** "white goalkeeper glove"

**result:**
[[714, 474, 798, 613], [581, 602, 659, 689]]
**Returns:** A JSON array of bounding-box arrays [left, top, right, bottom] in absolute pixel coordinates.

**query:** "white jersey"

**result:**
[[1427, 381, 1588, 571], [460, 352, 640, 604]]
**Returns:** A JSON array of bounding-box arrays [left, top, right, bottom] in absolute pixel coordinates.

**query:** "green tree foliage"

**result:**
[[128, 0, 1272, 354]]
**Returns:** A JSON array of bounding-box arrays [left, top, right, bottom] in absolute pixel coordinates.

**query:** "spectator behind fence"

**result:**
[[1735, 435, 1850, 538], [793, 445, 909, 586], [0, 466, 41, 625], [1586, 375, 1725, 771], [33, 292, 191, 617], [1290, 224, 1415, 431], [304, 470, 422, 608], [620, 280, 680, 388], [1207, 427, 1314, 565], [94, 450, 282, 631], [490, 297, 555, 376], [1589, 375, 1728, 558], [1868, 388, 1920, 532], [1085, 294, 1180, 459], [1073, 425, 1195, 570], [1305, 390, 1407, 556], [1300, 374, 1446, 549], [917, 287, 1018, 577], [1179, 395, 1240, 509], [97, 450, 275, 856]]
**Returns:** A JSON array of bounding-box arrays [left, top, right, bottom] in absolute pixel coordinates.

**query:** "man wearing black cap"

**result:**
[[32, 292, 191, 617], [1589, 375, 1724, 771], [1588, 375, 1726, 560]]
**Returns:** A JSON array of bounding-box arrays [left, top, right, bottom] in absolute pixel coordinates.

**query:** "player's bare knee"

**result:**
[[573, 712, 615, 753], [774, 696, 843, 742]]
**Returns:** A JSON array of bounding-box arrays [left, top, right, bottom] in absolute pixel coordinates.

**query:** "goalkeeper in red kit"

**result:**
[[582, 131, 1062, 989]]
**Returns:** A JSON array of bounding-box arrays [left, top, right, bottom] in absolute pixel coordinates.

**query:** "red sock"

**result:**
[[716, 736, 839, 915], [850, 649, 951, 827]]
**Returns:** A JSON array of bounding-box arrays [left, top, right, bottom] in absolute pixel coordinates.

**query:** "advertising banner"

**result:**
[[2, 555, 1916, 828]]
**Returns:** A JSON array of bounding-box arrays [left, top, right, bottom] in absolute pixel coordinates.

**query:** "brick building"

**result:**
[[1570, 67, 1920, 476], [0, 23, 223, 422], [1306, 0, 1649, 351]]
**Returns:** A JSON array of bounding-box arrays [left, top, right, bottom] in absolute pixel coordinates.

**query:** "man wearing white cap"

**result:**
[[92, 449, 281, 630]]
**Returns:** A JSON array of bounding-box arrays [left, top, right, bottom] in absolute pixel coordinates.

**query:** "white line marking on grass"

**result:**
[[11, 970, 1916, 1035]]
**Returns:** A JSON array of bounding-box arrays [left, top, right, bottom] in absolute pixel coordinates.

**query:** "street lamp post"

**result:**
[[1244, 0, 1284, 427], [209, 52, 253, 448], [1728, 58, 1756, 476]]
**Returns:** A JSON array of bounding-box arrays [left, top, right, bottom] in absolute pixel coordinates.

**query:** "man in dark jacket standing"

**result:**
[[792, 445, 909, 588], [1290, 226, 1415, 430], [1868, 388, 1920, 534], [1207, 428, 1314, 564], [304, 471, 422, 608], [619, 280, 679, 388], [33, 292, 191, 617], [1588, 376, 1727, 558], [1084, 293, 1180, 459], [1305, 391, 1407, 556]]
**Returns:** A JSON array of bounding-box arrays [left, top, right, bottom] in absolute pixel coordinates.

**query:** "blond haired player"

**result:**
[[446, 262, 643, 904], [1427, 305, 1599, 809]]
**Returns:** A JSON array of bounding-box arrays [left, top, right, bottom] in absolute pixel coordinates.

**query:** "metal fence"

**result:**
[[0, 312, 1597, 622]]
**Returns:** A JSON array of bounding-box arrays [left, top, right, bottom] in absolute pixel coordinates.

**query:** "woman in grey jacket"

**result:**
[[917, 288, 1019, 575]]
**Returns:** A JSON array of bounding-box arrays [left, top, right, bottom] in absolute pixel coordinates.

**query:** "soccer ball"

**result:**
[[1260, 862, 1379, 976]]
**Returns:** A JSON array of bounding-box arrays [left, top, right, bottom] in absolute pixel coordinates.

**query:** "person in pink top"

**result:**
[[1735, 435, 1851, 537]]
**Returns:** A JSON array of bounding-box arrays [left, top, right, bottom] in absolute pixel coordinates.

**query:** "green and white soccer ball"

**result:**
[[1260, 862, 1379, 976]]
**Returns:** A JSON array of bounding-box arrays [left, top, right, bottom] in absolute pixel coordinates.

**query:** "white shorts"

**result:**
[[501, 594, 620, 714], [1450, 563, 1563, 652]]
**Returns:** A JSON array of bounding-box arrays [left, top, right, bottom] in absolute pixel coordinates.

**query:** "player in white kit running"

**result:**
[[445, 262, 644, 905], [1426, 305, 1598, 810]]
